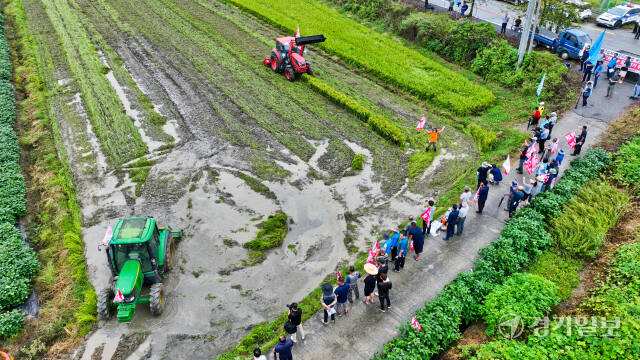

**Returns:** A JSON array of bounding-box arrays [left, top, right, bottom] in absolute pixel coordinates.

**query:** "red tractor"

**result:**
[[264, 34, 326, 82]]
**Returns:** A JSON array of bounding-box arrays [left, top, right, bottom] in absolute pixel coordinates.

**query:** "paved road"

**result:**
[[266, 81, 636, 359], [411, 0, 638, 55]]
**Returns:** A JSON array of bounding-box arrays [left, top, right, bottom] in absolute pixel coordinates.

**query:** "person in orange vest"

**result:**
[[425, 126, 445, 152]]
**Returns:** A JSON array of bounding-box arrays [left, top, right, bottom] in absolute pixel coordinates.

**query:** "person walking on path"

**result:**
[[517, 145, 527, 174], [607, 53, 619, 79], [501, 14, 509, 34], [362, 264, 377, 305], [346, 266, 360, 304], [631, 77, 640, 100], [583, 60, 594, 83], [421, 200, 435, 236], [253, 348, 267, 360], [459, 186, 472, 205], [408, 221, 424, 260], [394, 230, 409, 272], [593, 61, 603, 88], [273, 336, 294, 360], [287, 303, 304, 343], [476, 180, 489, 214], [456, 202, 469, 236], [606, 70, 621, 98], [476, 162, 490, 189], [334, 278, 349, 316], [320, 283, 336, 324], [461, 1, 468, 16], [425, 126, 445, 152], [443, 204, 459, 241], [580, 45, 590, 72], [582, 81, 593, 106], [377, 273, 392, 313]]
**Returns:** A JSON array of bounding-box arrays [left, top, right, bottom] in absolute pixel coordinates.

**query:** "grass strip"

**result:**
[[39, 0, 147, 165], [218, 0, 495, 115]]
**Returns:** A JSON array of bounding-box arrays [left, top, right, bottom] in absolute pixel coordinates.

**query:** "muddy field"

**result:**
[[18, 0, 478, 358]]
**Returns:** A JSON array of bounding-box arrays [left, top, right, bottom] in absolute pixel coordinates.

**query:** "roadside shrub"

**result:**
[[351, 153, 364, 171], [0, 309, 25, 339], [612, 137, 640, 189], [527, 250, 582, 300], [466, 124, 498, 153], [482, 273, 559, 335], [549, 181, 629, 259]]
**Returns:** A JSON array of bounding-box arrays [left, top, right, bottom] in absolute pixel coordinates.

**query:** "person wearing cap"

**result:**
[[456, 201, 469, 236], [459, 186, 472, 205], [573, 126, 587, 156], [476, 162, 490, 189], [443, 204, 459, 241], [362, 264, 377, 305], [334, 278, 350, 316], [582, 81, 593, 106], [346, 266, 361, 304], [320, 283, 337, 324], [539, 102, 545, 115], [606, 69, 621, 98], [408, 221, 425, 260], [377, 272, 392, 312], [476, 180, 490, 214], [555, 148, 565, 166], [583, 60, 594, 83], [394, 230, 409, 272], [508, 186, 524, 218], [425, 126, 445, 152]]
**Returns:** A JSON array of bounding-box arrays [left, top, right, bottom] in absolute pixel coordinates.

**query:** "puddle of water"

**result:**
[[307, 138, 329, 176], [332, 140, 381, 211], [68, 92, 109, 174]]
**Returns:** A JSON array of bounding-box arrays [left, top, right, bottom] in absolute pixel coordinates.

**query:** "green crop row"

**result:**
[[0, 7, 38, 339], [40, 0, 147, 165], [377, 149, 610, 359], [304, 76, 406, 146], [221, 0, 495, 115]]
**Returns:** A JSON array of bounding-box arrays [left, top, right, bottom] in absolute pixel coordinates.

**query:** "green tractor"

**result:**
[[97, 217, 183, 322]]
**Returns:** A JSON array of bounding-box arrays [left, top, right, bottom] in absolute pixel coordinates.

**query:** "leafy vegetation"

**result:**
[[527, 251, 582, 301], [223, 0, 495, 115], [0, 309, 25, 339], [482, 273, 559, 335], [351, 153, 365, 171], [612, 136, 640, 190], [549, 181, 629, 259], [243, 213, 290, 251]]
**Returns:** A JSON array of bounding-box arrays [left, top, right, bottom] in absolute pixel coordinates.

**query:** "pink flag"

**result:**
[[473, 188, 480, 204], [113, 289, 124, 303], [551, 140, 558, 154], [372, 238, 379, 253], [420, 208, 432, 226], [410, 240, 414, 251], [524, 154, 539, 175], [411, 317, 422, 331], [502, 155, 511, 175], [565, 131, 576, 149], [295, 24, 300, 37], [337, 271, 342, 282], [525, 143, 538, 159], [102, 224, 113, 245], [366, 248, 375, 264], [416, 114, 426, 130], [550, 177, 557, 189]]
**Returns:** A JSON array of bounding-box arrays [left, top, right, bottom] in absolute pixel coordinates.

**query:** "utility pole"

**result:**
[[516, 0, 538, 69], [527, 0, 542, 54]]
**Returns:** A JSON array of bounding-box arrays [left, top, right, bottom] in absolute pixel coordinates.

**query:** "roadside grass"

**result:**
[[39, 0, 147, 165], [527, 250, 583, 301], [408, 149, 439, 182], [0, 0, 95, 354]]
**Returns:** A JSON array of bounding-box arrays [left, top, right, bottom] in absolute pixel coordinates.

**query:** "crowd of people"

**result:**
[[578, 48, 638, 105]]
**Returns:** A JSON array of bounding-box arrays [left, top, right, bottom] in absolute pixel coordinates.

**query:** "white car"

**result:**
[[566, 0, 593, 19], [596, 4, 640, 28]]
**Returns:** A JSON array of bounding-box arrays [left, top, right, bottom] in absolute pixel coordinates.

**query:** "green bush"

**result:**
[[549, 181, 629, 259], [466, 124, 498, 153], [482, 273, 560, 335], [351, 153, 365, 171], [612, 137, 640, 188], [0, 309, 25, 339], [527, 251, 582, 300]]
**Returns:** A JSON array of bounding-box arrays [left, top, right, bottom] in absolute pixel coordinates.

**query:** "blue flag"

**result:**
[[536, 73, 546, 97], [589, 31, 606, 66]]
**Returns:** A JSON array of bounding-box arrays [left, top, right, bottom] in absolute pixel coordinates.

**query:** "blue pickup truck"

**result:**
[[532, 27, 592, 60]]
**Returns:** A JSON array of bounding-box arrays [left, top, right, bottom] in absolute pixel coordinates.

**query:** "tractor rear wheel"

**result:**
[[149, 283, 164, 316], [285, 68, 295, 82], [97, 288, 114, 321], [164, 237, 175, 272], [307, 63, 313, 76], [270, 55, 279, 73]]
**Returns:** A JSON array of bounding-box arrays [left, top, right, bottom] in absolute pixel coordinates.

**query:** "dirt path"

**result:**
[[272, 82, 636, 360]]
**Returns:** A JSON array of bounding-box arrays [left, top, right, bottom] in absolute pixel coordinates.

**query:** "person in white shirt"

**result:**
[[458, 186, 472, 206], [456, 201, 470, 236], [253, 348, 267, 360]]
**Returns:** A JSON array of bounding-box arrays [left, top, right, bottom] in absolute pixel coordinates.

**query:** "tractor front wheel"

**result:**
[[150, 283, 164, 316], [97, 288, 114, 321], [270, 55, 279, 73], [307, 63, 313, 76], [285, 68, 295, 82]]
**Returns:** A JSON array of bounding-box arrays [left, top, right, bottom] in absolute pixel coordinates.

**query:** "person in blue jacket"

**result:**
[[593, 61, 603, 88], [476, 180, 489, 214], [443, 205, 459, 241], [490, 164, 503, 185]]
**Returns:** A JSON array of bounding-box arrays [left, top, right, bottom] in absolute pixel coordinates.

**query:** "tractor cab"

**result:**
[[98, 217, 182, 322]]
